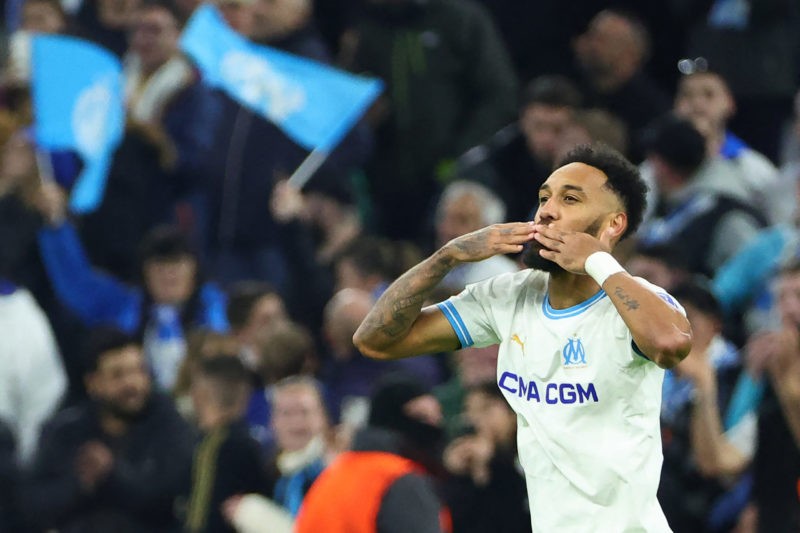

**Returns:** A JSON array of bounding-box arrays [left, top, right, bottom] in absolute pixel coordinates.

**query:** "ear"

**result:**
[[606, 212, 628, 243]]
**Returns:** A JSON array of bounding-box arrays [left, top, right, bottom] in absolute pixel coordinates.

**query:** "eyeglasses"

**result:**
[[677, 57, 709, 75]]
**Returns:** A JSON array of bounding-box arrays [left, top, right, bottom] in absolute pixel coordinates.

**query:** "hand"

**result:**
[[765, 323, 800, 379], [222, 494, 243, 524], [32, 181, 68, 226], [443, 223, 535, 263], [443, 435, 494, 485], [745, 330, 783, 378], [532, 224, 612, 274], [674, 347, 714, 387], [75, 441, 114, 491], [270, 180, 306, 223]]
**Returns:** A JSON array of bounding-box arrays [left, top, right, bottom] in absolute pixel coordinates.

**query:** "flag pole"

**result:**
[[286, 148, 329, 190]]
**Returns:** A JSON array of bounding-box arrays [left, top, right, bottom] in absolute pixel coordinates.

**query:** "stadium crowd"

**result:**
[[0, 0, 799, 530]]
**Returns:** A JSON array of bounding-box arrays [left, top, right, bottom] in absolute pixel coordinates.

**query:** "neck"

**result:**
[[705, 129, 725, 157], [99, 411, 130, 437], [546, 271, 603, 310], [198, 406, 239, 431]]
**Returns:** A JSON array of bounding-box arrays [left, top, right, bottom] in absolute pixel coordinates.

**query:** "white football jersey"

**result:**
[[438, 269, 683, 532]]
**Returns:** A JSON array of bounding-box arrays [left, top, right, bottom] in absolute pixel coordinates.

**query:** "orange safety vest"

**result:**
[[295, 450, 452, 533]]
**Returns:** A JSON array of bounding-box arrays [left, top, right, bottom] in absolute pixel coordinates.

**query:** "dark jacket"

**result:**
[[20, 394, 195, 532], [180, 420, 274, 533]]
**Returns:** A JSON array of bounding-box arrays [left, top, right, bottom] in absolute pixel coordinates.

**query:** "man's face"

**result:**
[[435, 193, 483, 247], [522, 162, 623, 272], [240, 294, 289, 347], [130, 6, 180, 72], [215, 0, 255, 36], [465, 390, 515, 445], [574, 12, 636, 78], [674, 73, 734, 134], [251, 0, 303, 41], [272, 385, 327, 452], [86, 346, 151, 418], [21, 1, 66, 33], [777, 272, 800, 331], [143, 255, 197, 305], [520, 104, 573, 166]]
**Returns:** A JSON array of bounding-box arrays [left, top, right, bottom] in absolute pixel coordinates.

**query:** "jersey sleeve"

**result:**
[[436, 275, 517, 349]]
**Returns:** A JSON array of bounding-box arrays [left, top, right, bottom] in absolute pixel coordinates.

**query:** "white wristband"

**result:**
[[584, 251, 625, 286]]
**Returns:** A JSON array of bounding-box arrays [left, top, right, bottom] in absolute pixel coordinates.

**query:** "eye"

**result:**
[[538, 196, 549, 205], [564, 195, 579, 203]]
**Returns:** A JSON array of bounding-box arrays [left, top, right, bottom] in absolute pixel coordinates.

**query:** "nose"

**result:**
[[535, 197, 558, 224]]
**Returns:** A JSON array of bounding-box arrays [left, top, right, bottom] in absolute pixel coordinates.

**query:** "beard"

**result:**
[[522, 217, 605, 273]]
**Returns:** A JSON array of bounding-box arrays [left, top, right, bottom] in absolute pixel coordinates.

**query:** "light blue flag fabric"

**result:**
[[180, 4, 382, 153], [31, 34, 124, 213]]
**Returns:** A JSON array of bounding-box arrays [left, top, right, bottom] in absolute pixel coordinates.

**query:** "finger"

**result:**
[[494, 244, 525, 254], [533, 232, 562, 249]]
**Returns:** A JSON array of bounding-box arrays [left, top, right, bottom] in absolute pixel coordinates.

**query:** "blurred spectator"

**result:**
[[345, 0, 518, 241], [180, 355, 272, 532], [79, 0, 222, 280], [674, 69, 787, 225], [202, 0, 369, 291], [226, 281, 289, 364], [741, 261, 800, 532], [456, 75, 582, 223], [684, 0, 800, 163], [221, 492, 294, 532], [74, 0, 141, 57], [658, 280, 748, 532], [173, 329, 239, 418], [321, 288, 439, 423], [269, 376, 330, 516], [553, 107, 628, 164], [573, 9, 669, 162], [20, 328, 195, 531], [625, 242, 690, 293], [248, 320, 315, 452], [333, 236, 421, 297], [295, 373, 449, 533], [432, 181, 518, 297], [34, 182, 228, 390], [638, 115, 767, 277], [20, 0, 67, 33], [0, 276, 66, 467], [434, 345, 498, 440], [443, 381, 530, 533]]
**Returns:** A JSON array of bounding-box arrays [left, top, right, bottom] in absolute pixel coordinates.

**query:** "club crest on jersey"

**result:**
[[562, 335, 586, 368]]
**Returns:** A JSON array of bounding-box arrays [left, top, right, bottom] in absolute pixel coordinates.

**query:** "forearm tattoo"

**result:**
[[366, 251, 455, 340], [613, 286, 640, 311]]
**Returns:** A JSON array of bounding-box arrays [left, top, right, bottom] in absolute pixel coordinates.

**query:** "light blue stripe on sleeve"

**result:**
[[444, 301, 474, 346], [436, 301, 473, 348]]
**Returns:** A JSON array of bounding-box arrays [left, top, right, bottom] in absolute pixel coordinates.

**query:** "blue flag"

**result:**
[[31, 34, 124, 213], [181, 4, 382, 153]]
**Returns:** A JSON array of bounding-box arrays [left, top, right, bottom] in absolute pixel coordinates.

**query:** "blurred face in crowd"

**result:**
[[465, 389, 515, 446], [626, 255, 680, 292], [777, 271, 800, 331], [520, 104, 574, 166], [86, 345, 152, 418], [682, 303, 719, 352], [239, 293, 289, 346], [215, 0, 255, 37], [98, 0, 141, 28], [436, 192, 483, 247], [21, 0, 66, 33], [251, 0, 308, 42], [272, 383, 328, 452], [143, 254, 197, 305], [574, 11, 642, 82], [674, 73, 735, 135], [456, 345, 498, 387], [130, 5, 181, 73], [403, 394, 443, 427]]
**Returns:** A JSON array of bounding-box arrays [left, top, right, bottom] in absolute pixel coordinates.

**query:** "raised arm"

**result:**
[[533, 224, 692, 369], [353, 223, 535, 360]]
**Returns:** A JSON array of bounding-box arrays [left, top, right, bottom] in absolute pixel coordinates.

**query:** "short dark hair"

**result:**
[[194, 355, 252, 408], [84, 327, 139, 374], [521, 75, 583, 110], [139, 0, 185, 27], [669, 278, 721, 320], [139, 225, 194, 263], [633, 242, 690, 272], [226, 281, 280, 331], [556, 143, 648, 239], [642, 114, 706, 176]]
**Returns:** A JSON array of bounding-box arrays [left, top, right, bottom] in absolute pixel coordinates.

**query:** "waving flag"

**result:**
[[180, 5, 382, 185], [31, 34, 125, 213]]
